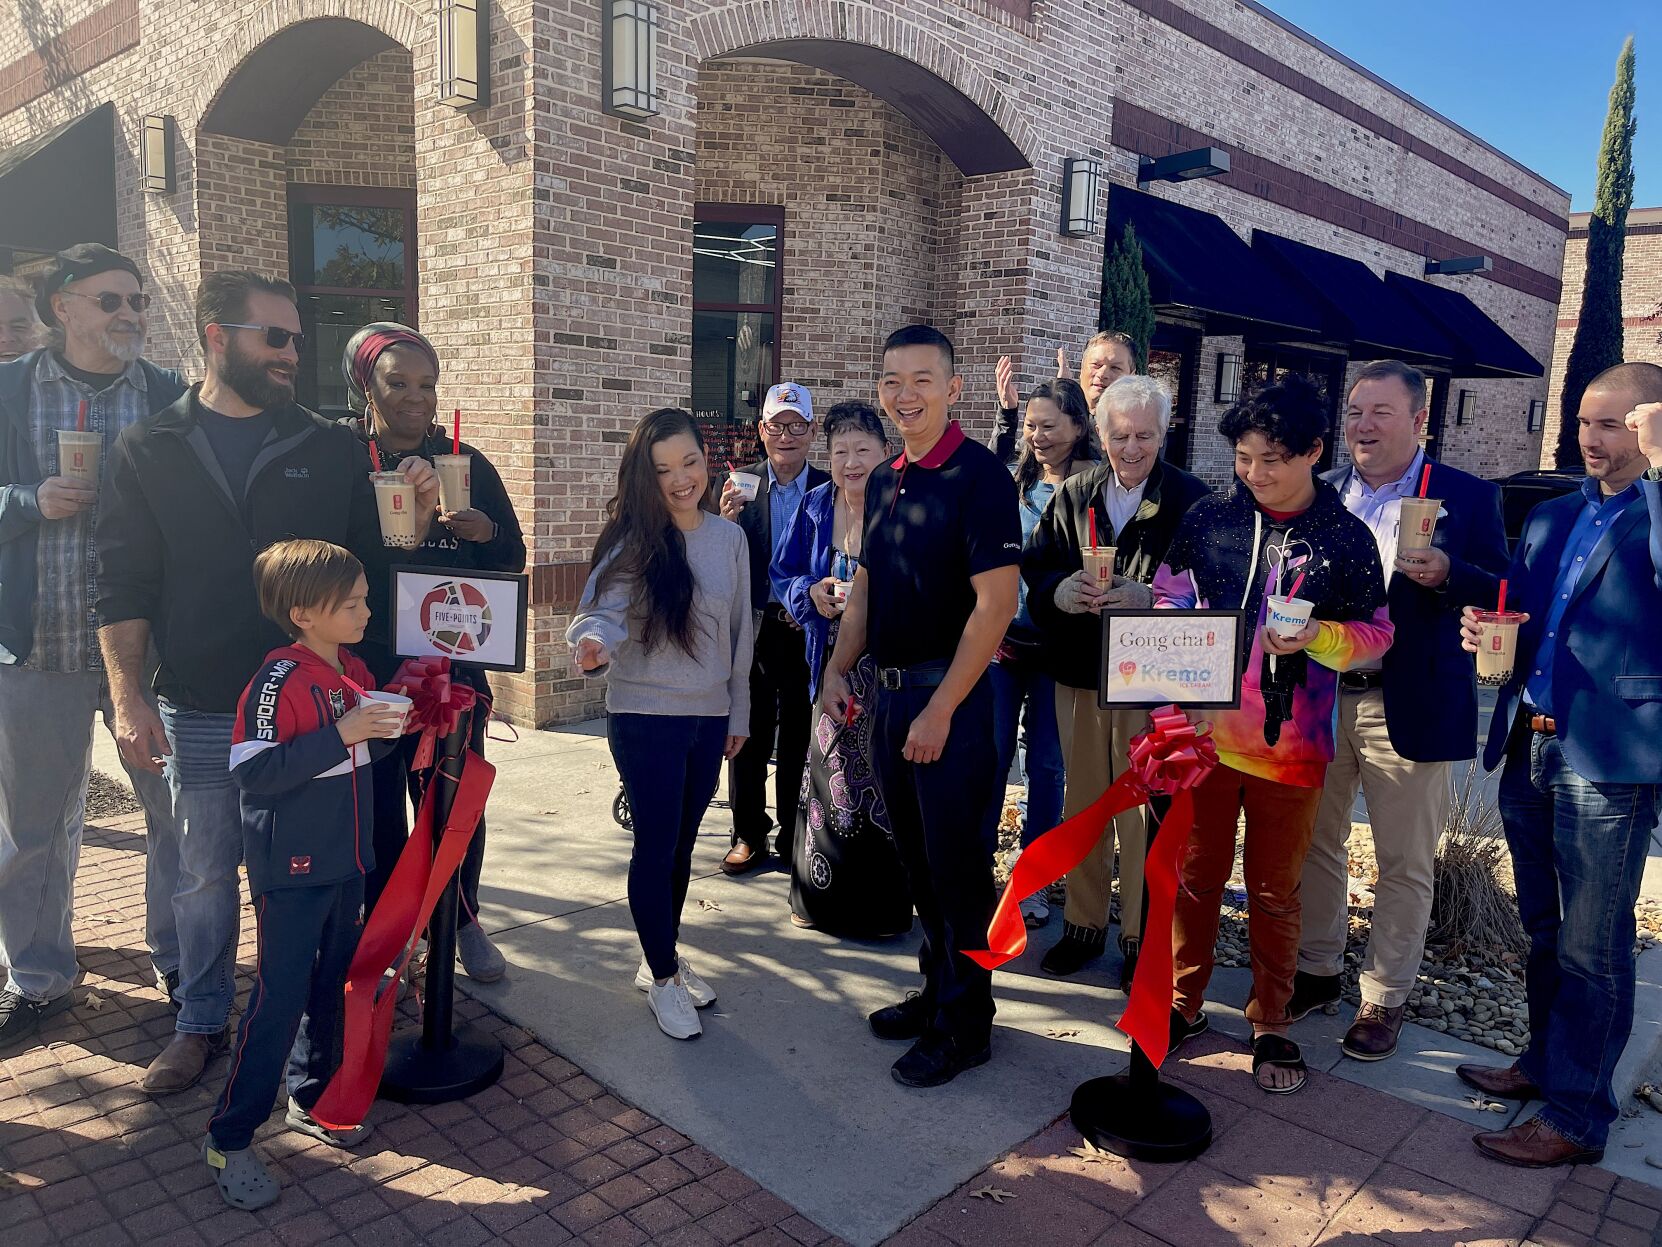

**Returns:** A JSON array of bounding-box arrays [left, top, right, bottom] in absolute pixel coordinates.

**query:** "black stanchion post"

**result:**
[[380, 711, 504, 1103]]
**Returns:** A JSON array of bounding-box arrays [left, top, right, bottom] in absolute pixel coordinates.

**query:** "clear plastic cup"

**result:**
[[1080, 545, 1117, 589], [729, 470, 760, 503], [371, 471, 420, 548], [57, 429, 102, 486], [1397, 497, 1443, 552], [1473, 609, 1526, 687], [433, 453, 472, 513], [1266, 595, 1315, 638]]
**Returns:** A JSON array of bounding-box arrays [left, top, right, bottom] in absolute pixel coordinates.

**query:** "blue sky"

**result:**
[[1261, 0, 1661, 211]]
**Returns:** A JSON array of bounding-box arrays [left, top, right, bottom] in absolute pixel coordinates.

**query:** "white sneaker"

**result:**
[[635, 956, 715, 1008], [1019, 893, 1051, 929], [647, 976, 702, 1040]]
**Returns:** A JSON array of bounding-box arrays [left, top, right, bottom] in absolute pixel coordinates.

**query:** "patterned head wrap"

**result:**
[[341, 322, 439, 412]]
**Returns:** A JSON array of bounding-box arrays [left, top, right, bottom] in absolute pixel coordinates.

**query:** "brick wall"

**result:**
[[286, 48, 415, 189]]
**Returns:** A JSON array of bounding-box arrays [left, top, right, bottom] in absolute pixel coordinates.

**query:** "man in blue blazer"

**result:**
[[1292, 361, 1508, 1062], [1457, 362, 1662, 1168]]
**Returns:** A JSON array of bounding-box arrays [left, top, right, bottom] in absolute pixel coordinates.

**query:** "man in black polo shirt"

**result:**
[[821, 325, 1020, 1087]]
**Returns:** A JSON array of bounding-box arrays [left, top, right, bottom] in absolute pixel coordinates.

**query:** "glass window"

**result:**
[[692, 310, 775, 467], [692, 222, 777, 307], [289, 204, 407, 290]]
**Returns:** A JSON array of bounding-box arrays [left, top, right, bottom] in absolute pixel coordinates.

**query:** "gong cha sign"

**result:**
[[1098, 609, 1245, 711], [391, 566, 529, 672]]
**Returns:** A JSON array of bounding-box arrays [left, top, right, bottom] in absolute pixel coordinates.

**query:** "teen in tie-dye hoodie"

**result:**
[[1150, 376, 1392, 1096]]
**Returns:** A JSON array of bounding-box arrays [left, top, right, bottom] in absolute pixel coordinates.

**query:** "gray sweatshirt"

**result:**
[[565, 514, 754, 731]]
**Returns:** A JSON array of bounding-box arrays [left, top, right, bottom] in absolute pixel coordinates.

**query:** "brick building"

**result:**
[[0, 0, 1570, 725], [1542, 205, 1662, 465]]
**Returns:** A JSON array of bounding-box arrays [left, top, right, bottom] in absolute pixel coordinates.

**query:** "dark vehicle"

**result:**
[[1491, 469, 1582, 554]]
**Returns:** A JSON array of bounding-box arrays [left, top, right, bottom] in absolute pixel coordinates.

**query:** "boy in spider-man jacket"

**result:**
[[202, 540, 407, 1210]]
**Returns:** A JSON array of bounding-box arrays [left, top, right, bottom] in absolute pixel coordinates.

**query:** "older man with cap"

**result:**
[[718, 382, 829, 875], [0, 244, 185, 1053]]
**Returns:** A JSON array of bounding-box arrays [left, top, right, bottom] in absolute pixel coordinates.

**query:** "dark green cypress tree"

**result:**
[[1099, 222, 1156, 369], [1555, 36, 1636, 468]]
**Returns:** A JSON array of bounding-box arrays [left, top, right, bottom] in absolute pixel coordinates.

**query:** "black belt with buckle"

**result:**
[[1339, 670, 1386, 692], [876, 664, 949, 691], [763, 603, 794, 624]]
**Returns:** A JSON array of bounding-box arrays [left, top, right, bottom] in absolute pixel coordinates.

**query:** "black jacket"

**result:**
[[1022, 458, 1210, 689], [97, 389, 387, 713], [733, 459, 831, 611]]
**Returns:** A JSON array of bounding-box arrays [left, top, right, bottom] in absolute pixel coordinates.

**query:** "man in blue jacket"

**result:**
[[1291, 360, 1508, 1061], [0, 245, 185, 1054], [1457, 362, 1662, 1168]]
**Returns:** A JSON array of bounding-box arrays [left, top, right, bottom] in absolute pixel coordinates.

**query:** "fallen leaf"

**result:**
[[1046, 1028, 1082, 1039], [970, 1186, 1015, 1204], [698, 899, 723, 912], [1067, 1138, 1119, 1165], [1647, 1155, 1662, 1170], [82, 991, 106, 1012]]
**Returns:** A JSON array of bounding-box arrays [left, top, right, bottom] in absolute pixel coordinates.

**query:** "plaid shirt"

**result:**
[[25, 354, 153, 673]]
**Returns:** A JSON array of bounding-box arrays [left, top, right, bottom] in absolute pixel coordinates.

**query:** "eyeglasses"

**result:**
[[217, 323, 306, 353], [61, 290, 151, 314], [762, 419, 810, 437]]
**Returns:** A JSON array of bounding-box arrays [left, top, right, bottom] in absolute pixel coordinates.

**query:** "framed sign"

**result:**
[[392, 566, 529, 672], [1098, 609, 1246, 710]]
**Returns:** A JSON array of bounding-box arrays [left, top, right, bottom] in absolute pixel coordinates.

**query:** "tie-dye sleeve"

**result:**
[[1305, 604, 1394, 672], [1152, 562, 1200, 609]]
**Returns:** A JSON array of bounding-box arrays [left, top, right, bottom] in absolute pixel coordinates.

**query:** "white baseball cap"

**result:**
[[762, 382, 813, 424]]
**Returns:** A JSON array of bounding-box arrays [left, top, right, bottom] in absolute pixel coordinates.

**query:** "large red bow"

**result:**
[[963, 705, 1218, 1068], [392, 656, 477, 771]]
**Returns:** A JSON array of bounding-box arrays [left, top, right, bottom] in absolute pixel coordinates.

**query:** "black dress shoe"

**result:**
[[1285, 970, 1342, 1022], [1041, 930, 1106, 977], [891, 1032, 991, 1088], [1170, 1007, 1209, 1053], [869, 992, 932, 1041]]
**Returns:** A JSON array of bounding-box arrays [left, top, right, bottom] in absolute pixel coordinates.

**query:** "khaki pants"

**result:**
[[1298, 688, 1452, 1008], [1054, 686, 1147, 947]]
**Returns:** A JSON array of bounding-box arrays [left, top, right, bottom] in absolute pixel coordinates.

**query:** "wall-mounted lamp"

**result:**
[[142, 114, 175, 194], [1527, 399, 1545, 433], [603, 0, 660, 119], [1456, 389, 1476, 427], [1138, 146, 1230, 187], [1060, 157, 1102, 238], [1215, 352, 1242, 403], [439, 0, 489, 108], [1425, 255, 1492, 276]]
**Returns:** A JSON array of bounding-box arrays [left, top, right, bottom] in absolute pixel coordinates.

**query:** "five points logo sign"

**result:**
[[420, 580, 493, 656]]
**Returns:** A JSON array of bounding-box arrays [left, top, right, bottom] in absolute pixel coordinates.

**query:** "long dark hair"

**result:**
[[590, 408, 708, 656], [1014, 377, 1098, 493]]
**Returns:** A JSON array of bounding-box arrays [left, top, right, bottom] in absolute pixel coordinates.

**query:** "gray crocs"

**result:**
[[203, 1137, 279, 1209], [285, 1097, 373, 1147]]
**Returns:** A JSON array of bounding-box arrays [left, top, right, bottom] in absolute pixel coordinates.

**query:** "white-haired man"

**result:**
[[1022, 375, 1210, 983]]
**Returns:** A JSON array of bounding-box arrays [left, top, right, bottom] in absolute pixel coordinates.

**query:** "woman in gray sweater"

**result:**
[[566, 408, 753, 1040]]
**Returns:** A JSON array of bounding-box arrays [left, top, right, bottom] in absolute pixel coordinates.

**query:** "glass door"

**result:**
[[691, 205, 783, 467]]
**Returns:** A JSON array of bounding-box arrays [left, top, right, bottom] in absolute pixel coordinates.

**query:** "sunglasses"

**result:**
[[218, 323, 307, 353], [61, 290, 152, 314]]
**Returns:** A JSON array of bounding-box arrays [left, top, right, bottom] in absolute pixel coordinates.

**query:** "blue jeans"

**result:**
[[608, 713, 728, 980], [1499, 729, 1662, 1150], [989, 659, 1065, 848], [159, 701, 244, 1035]]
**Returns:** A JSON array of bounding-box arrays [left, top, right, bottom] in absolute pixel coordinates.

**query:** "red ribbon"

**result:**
[[392, 657, 477, 771], [310, 747, 495, 1130], [964, 705, 1217, 1069]]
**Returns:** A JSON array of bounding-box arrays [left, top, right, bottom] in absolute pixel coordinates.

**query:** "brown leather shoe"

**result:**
[[143, 1028, 227, 1095], [1341, 1002, 1404, 1061], [1456, 1061, 1540, 1102], [1474, 1117, 1603, 1168], [720, 842, 768, 876]]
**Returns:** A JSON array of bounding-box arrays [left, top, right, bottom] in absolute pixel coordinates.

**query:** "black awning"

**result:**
[[0, 103, 117, 259], [1106, 186, 1323, 337], [1251, 231, 1456, 363], [1382, 273, 1544, 379]]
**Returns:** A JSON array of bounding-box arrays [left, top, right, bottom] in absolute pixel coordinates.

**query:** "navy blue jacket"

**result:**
[[230, 644, 381, 896], [1322, 461, 1509, 762], [0, 350, 186, 665], [1482, 474, 1662, 784], [771, 480, 838, 699]]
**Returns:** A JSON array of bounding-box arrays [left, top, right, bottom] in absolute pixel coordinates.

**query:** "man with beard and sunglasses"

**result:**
[[0, 245, 185, 1054], [97, 270, 439, 1095]]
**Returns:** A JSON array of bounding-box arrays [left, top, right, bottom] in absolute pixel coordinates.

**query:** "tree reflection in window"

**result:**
[[310, 206, 406, 289]]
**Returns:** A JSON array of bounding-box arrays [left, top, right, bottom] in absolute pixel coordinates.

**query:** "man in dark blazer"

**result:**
[[717, 383, 829, 874], [1291, 360, 1509, 1062], [1456, 363, 1662, 1168]]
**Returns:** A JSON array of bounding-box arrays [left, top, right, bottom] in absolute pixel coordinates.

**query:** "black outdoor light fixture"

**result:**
[[603, 0, 660, 120], [1215, 352, 1242, 403], [1137, 146, 1230, 187], [1425, 254, 1492, 276], [141, 114, 175, 194], [1061, 157, 1102, 237], [439, 0, 489, 109]]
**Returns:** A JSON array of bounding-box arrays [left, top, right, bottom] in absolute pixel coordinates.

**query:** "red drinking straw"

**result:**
[[1088, 506, 1098, 550], [369, 441, 383, 472], [1497, 578, 1508, 615], [1287, 569, 1306, 600], [452, 408, 461, 455], [76, 400, 87, 432], [1418, 463, 1432, 498]]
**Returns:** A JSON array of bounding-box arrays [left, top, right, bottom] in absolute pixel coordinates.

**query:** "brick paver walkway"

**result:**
[[7, 813, 1662, 1246]]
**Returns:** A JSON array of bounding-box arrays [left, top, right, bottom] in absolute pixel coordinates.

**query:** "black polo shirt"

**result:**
[[862, 420, 1022, 669]]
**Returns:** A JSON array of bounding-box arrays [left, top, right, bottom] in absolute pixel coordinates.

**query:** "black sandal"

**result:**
[[1169, 1008, 1209, 1054], [1251, 1033, 1307, 1095]]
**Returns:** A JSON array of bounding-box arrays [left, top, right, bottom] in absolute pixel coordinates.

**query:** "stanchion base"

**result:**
[[379, 1022, 504, 1104], [1070, 1074, 1212, 1163]]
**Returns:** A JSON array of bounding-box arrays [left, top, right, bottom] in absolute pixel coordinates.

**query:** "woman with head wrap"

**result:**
[[342, 322, 526, 984]]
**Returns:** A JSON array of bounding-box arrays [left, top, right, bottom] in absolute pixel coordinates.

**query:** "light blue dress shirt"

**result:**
[[767, 464, 807, 604]]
